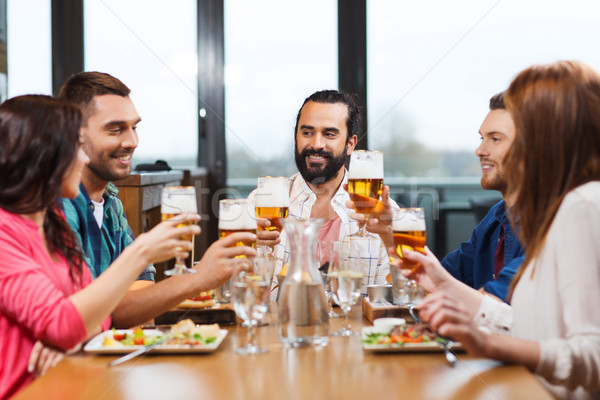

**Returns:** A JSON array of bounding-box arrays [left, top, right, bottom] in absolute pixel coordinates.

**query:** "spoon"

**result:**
[[408, 305, 457, 367]]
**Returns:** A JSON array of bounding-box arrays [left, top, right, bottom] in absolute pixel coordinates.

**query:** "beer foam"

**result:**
[[161, 187, 197, 214], [255, 177, 290, 207], [218, 199, 257, 230], [392, 212, 426, 231], [348, 151, 384, 179]]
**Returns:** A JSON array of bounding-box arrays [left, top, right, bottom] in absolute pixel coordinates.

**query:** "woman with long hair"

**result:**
[[0, 95, 199, 399], [403, 61, 600, 399]]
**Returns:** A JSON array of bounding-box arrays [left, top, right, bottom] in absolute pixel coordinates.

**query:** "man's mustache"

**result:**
[[301, 148, 333, 159]]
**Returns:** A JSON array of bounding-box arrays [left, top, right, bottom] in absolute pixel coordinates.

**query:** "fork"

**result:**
[[408, 305, 457, 367]]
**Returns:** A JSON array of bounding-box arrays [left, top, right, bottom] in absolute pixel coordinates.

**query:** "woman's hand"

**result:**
[[418, 293, 491, 357], [28, 341, 64, 377], [395, 246, 453, 292], [132, 214, 202, 266]]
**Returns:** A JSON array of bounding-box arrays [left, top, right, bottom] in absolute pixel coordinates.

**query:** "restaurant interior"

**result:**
[[4, 1, 599, 399]]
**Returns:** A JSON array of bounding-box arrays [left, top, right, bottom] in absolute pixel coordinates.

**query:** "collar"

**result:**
[[291, 170, 349, 207], [79, 182, 119, 210], [289, 170, 350, 222]]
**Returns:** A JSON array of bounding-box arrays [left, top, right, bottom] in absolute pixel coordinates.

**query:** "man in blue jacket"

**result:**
[[440, 91, 523, 302]]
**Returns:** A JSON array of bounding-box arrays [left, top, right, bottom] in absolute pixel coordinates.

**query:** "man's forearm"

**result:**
[[111, 276, 198, 328]]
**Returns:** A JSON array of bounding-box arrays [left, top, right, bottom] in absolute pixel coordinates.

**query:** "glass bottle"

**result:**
[[278, 218, 330, 347]]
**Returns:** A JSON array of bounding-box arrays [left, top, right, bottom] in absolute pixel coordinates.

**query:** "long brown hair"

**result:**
[[505, 61, 600, 296], [0, 95, 85, 283]]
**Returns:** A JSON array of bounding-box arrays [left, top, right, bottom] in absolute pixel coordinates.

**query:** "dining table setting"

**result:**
[[13, 300, 552, 400], [13, 176, 554, 400]]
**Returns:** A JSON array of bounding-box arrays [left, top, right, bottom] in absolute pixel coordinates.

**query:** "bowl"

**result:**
[[373, 317, 406, 332]]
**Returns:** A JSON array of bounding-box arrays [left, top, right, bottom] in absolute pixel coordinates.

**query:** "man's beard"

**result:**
[[295, 147, 348, 186], [85, 148, 133, 182]]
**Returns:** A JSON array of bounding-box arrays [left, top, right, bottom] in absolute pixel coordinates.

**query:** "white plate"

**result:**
[[83, 328, 228, 354], [361, 327, 463, 353]]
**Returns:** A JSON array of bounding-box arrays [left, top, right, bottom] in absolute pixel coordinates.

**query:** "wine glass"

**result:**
[[347, 150, 384, 237], [390, 208, 427, 306], [328, 242, 363, 336], [217, 199, 257, 303], [160, 186, 198, 276], [231, 255, 270, 355], [317, 241, 342, 319]]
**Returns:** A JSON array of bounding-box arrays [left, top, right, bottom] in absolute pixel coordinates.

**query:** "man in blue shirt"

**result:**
[[440, 91, 523, 302], [358, 92, 522, 303], [59, 72, 256, 327]]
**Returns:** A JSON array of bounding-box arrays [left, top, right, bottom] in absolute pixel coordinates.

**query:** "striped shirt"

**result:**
[[251, 171, 393, 295]]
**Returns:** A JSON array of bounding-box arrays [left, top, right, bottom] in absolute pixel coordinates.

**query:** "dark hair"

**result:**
[[505, 61, 600, 297], [293, 89, 361, 143], [489, 91, 506, 110], [58, 71, 130, 123], [0, 95, 85, 283]]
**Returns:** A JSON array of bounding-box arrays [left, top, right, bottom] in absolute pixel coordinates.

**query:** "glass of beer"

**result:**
[[161, 186, 198, 276], [391, 207, 426, 271], [390, 208, 426, 306], [255, 176, 290, 234], [217, 199, 258, 303], [347, 150, 384, 237]]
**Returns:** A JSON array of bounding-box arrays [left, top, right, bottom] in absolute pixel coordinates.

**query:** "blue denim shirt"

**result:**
[[61, 183, 155, 281], [441, 200, 523, 302]]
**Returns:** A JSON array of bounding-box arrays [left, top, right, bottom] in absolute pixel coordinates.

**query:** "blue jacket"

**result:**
[[441, 200, 523, 302]]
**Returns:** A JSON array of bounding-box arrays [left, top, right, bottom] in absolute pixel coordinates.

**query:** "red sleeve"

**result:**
[[0, 228, 87, 350], [101, 316, 112, 331]]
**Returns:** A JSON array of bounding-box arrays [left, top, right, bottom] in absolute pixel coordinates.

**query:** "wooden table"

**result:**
[[14, 305, 552, 400]]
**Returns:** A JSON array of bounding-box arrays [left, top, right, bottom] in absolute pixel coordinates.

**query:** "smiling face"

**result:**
[[80, 94, 141, 184], [475, 109, 516, 194], [294, 101, 357, 185]]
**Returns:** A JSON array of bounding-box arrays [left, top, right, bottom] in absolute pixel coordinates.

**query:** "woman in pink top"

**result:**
[[0, 95, 200, 399]]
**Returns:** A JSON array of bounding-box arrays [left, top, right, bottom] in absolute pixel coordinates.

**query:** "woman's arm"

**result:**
[[68, 217, 200, 334]]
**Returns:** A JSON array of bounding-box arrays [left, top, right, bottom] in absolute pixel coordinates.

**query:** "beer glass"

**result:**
[[217, 199, 258, 302], [161, 186, 198, 276], [255, 176, 290, 234], [347, 150, 384, 237], [390, 208, 427, 305], [391, 208, 426, 271]]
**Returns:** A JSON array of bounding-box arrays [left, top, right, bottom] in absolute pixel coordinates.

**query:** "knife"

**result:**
[[108, 333, 172, 367]]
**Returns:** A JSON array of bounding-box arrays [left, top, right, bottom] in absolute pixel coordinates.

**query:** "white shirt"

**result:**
[[250, 171, 394, 296], [91, 198, 104, 229], [474, 181, 600, 399]]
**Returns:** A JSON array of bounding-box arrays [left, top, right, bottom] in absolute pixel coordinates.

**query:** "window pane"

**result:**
[[7, 0, 51, 97], [225, 0, 337, 180], [84, 0, 197, 166], [368, 0, 600, 177]]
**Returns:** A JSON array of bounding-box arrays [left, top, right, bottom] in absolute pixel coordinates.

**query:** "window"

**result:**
[[84, 0, 198, 167], [7, 0, 51, 98], [367, 0, 600, 177], [224, 0, 337, 181]]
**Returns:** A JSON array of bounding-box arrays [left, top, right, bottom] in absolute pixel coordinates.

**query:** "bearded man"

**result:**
[[253, 90, 393, 296]]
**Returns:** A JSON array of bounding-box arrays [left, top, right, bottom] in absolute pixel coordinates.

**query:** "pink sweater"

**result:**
[[0, 208, 107, 399]]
